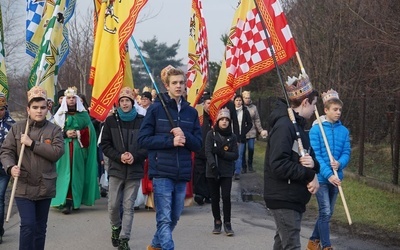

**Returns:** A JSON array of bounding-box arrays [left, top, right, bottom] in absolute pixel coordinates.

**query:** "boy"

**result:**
[[0, 86, 64, 249], [307, 89, 351, 250], [139, 65, 202, 250], [264, 74, 320, 250]]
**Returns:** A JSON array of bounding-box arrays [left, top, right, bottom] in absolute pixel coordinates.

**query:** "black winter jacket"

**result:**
[[100, 113, 147, 180], [205, 129, 238, 178], [264, 99, 320, 213]]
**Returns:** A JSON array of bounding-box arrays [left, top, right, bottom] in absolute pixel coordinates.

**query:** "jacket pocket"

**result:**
[[16, 170, 28, 195], [39, 172, 57, 197]]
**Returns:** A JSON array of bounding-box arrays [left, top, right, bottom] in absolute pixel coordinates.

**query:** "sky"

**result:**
[[78, 0, 239, 62]]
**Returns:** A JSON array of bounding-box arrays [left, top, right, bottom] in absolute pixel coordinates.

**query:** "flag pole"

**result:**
[[253, 0, 306, 156], [130, 36, 175, 128], [6, 2, 60, 222]]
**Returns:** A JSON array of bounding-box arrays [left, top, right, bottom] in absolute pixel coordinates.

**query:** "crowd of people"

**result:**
[[0, 65, 349, 250]]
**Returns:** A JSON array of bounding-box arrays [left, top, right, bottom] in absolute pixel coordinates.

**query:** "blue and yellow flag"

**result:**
[[28, 0, 65, 100], [0, 5, 8, 98]]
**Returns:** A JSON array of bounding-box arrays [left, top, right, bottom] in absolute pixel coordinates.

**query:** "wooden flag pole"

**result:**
[[314, 107, 352, 225]]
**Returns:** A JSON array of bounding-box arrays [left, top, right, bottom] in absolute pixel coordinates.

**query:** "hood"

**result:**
[[268, 98, 306, 129]]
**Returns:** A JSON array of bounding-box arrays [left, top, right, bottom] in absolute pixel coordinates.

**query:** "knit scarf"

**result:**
[[117, 107, 137, 122]]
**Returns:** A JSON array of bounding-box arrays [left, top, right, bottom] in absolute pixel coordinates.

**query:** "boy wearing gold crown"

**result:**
[[100, 87, 147, 250], [0, 86, 64, 249], [138, 65, 202, 250], [307, 89, 351, 250], [51, 87, 100, 214], [205, 108, 238, 236], [0, 92, 15, 244], [264, 74, 320, 250]]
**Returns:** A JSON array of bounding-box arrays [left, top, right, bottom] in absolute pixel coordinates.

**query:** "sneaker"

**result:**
[[212, 220, 222, 234], [118, 238, 130, 250], [234, 174, 240, 180], [223, 222, 234, 236], [146, 245, 162, 250], [306, 239, 321, 250], [111, 226, 121, 247]]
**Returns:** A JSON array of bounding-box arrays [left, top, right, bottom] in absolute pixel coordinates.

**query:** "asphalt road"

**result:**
[[2, 180, 399, 250]]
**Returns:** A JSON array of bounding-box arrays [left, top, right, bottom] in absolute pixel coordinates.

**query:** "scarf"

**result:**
[[117, 107, 137, 122]]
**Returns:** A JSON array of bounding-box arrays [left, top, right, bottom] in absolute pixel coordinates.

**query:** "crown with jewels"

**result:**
[[64, 86, 78, 97], [28, 86, 47, 102], [119, 87, 135, 101], [321, 88, 340, 104], [160, 65, 176, 84], [285, 74, 313, 101]]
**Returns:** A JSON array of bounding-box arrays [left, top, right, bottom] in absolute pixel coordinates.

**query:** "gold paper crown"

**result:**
[[160, 65, 176, 84], [65, 86, 78, 97], [321, 88, 340, 104], [285, 74, 313, 101], [28, 86, 47, 102], [0, 92, 7, 107], [216, 107, 231, 122], [119, 87, 135, 101]]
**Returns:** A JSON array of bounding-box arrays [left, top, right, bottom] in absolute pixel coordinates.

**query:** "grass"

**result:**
[[252, 140, 400, 239]]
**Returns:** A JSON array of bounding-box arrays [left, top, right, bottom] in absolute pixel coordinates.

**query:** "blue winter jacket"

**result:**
[[309, 116, 351, 184], [138, 93, 202, 182]]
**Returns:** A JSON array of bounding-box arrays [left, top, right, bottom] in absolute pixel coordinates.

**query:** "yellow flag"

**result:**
[[89, 0, 147, 121]]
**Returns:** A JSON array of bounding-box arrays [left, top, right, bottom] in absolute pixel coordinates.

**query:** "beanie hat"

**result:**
[[216, 108, 230, 122]]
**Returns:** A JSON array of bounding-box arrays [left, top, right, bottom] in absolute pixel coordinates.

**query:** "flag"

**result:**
[[28, 0, 64, 100], [187, 0, 209, 107], [0, 5, 8, 97], [26, 0, 76, 67], [89, 0, 147, 121], [209, 0, 297, 122]]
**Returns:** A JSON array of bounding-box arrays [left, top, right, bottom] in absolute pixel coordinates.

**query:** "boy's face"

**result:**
[[218, 117, 230, 129], [167, 75, 185, 100], [119, 97, 133, 112], [66, 95, 77, 108], [325, 103, 342, 123], [302, 97, 317, 119], [27, 100, 48, 122]]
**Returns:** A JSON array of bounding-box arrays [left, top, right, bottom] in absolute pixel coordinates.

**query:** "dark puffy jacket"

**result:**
[[205, 129, 238, 178], [138, 93, 202, 182], [100, 113, 147, 180], [264, 99, 320, 213]]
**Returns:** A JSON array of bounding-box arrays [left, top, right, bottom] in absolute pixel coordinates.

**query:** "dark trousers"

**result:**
[[193, 158, 210, 199], [207, 177, 232, 223], [15, 197, 51, 250]]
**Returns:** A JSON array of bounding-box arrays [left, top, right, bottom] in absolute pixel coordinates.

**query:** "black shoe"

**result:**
[[248, 168, 255, 173], [134, 206, 140, 210], [100, 188, 108, 197], [111, 226, 121, 247], [234, 174, 240, 180], [118, 238, 130, 250], [223, 222, 234, 236], [204, 197, 211, 204], [212, 220, 222, 234], [194, 195, 204, 205], [241, 168, 247, 174], [62, 200, 72, 214]]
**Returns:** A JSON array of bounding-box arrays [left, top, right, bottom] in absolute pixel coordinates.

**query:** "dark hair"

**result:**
[[234, 94, 243, 103], [28, 97, 46, 107], [289, 90, 319, 108]]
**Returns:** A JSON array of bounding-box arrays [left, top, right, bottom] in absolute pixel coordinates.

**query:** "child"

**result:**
[[307, 89, 351, 250], [205, 108, 238, 236]]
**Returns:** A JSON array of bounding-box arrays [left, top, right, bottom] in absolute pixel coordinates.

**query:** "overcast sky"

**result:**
[[78, 0, 239, 62]]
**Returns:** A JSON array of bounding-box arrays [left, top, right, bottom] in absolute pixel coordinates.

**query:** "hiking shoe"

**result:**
[[118, 238, 130, 250], [306, 239, 321, 250], [212, 220, 222, 234], [146, 245, 161, 250], [111, 226, 121, 247], [223, 222, 234, 236]]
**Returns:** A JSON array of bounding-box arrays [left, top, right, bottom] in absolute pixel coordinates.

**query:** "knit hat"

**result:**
[[216, 108, 230, 122], [0, 92, 7, 107], [28, 86, 47, 102], [119, 87, 135, 102]]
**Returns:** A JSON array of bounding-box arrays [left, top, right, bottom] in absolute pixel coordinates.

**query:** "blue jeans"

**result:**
[[270, 208, 302, 250], [310, 183, 339, 248], [15, 197, 51, 250], [151, 178, 186, 250], [243, 138, 255, 169], [235, 143, 245, 174], [0, 169, 10, 236]]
